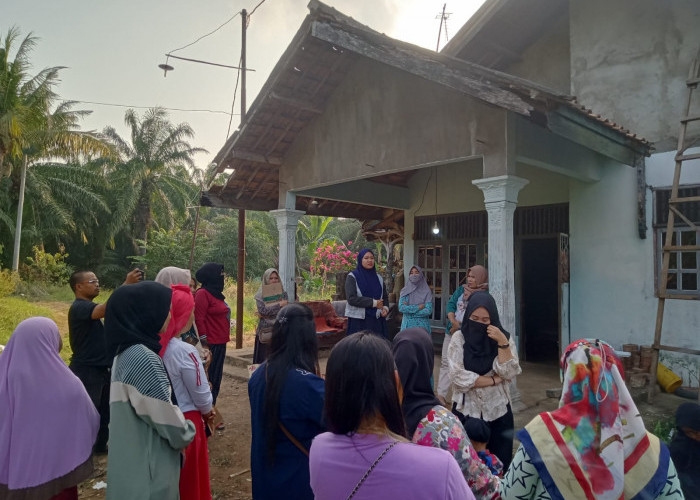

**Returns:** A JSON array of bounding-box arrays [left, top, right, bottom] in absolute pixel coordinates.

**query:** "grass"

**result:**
[[0, 296, 69, 358], [1, 277, 339, 356]]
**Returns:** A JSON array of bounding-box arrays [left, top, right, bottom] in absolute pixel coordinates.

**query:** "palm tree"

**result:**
[[0, 27, 114, 269], [102, 107, 205, 254]]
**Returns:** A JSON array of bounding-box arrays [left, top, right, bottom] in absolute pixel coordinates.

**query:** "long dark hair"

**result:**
[[263, 303, 319, 461], [324, 332, 407, 438]]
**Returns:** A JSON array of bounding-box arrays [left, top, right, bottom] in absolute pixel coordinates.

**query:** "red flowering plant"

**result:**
[[310, 239, 357, 295]]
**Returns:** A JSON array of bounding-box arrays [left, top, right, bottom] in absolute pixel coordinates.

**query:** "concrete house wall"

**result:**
[[486, 0, 700, 375]]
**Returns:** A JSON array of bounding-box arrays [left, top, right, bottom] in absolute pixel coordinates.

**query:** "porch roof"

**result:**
[[204, 0, 652, 220]]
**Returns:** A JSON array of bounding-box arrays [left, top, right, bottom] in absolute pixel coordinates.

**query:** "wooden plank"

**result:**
[[670, 195, 700, 203], [310, 20, 534, 116], [658, 293, 699, 300], [231, 150, 282, 166], [236, 166, 261, 200], [269, 91, 323, 114], [669, 206, 698, 231], [654, 344, 700, 356], [676, 152, 700, 161], [663, 245, 700, 251]]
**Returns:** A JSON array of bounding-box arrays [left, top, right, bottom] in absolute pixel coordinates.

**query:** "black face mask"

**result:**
[[468, 319, 489, 336]]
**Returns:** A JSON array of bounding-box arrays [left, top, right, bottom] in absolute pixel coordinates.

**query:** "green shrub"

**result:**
[[652, 417, 676, 444], [20, 246, 73, 285], [0, 269, 20, 298]]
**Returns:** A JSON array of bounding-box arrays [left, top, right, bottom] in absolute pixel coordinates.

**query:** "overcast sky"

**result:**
[[2, 0, 485, 169]]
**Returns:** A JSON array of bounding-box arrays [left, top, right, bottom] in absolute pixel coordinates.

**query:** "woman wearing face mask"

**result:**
[[438, 266, 489, 406], [398, 266, 433, 333], [448, 291, 521, 471], [344, 249, 389, 337], [194, 263, 229, 423]]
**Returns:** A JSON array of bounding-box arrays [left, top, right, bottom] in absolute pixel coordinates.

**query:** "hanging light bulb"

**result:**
[[432, 220, 440, 235]]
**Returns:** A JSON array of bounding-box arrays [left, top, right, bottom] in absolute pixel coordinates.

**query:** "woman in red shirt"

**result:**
[[194, 263, 230, 429]]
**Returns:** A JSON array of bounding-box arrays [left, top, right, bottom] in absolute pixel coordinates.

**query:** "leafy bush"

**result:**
[[0, 269, 20, 298], [652, 417, 676, 444], [20, 246, 73, 285]]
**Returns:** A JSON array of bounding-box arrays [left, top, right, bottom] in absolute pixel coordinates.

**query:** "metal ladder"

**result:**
[[652, 50, 700, 375]]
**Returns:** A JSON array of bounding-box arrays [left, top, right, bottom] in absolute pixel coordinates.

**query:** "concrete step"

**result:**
[[224, 347, 255, 369], [222, 362, 250, 383]]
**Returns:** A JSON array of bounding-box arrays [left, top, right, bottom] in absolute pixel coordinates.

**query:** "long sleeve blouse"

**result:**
[[255, 291, 289, 333], [413, 405, 500, 499], [447, 331, 521, 421], [163, 338, 213, 415], [344, 273, 389, 310], [194, 288, 230, 345], [398, 294, 433, 332]]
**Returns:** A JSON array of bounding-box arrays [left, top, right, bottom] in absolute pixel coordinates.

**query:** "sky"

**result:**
[[2, 0, 486, 170]]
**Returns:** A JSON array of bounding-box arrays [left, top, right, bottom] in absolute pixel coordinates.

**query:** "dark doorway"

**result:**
[[521, 238, 559, 363]]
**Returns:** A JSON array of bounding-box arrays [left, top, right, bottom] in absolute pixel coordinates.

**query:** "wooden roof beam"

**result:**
[[231, 150, 282, 166], [236, 166, 261, 199], [270, 91, 323, 114]]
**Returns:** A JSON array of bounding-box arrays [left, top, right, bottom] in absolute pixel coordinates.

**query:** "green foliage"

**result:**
[[0, 268, 19, 297], [651, 417, 676, 445], [205, 212, 279, 280], [20, 246, 72, 285], [0, 296, 53, 347], [131, 228, 207, 278]]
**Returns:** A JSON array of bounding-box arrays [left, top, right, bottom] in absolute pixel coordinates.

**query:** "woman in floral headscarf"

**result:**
[[500, 339, 683, 499]]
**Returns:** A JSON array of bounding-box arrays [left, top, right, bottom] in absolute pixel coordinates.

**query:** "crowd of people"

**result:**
[[0, 252, 696, 499]]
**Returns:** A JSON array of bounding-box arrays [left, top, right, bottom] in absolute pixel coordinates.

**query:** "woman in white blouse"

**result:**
[[448, 291, 521, 471]]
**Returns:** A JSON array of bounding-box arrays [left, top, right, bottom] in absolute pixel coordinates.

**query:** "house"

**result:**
[[206, 0, 700, 382]]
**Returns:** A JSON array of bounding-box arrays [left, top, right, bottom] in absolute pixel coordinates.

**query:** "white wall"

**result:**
[[569, 0, 700, 150], [569, 150, 699, 385]]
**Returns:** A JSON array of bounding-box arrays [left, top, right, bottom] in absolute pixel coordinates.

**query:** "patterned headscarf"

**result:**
[[517, 339, 669, 500]]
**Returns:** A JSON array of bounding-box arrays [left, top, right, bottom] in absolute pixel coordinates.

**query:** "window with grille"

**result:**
[[654, 186, 700, 297]]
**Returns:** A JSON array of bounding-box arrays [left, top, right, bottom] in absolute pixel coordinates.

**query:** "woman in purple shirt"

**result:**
[[309, 332, 474, 500]]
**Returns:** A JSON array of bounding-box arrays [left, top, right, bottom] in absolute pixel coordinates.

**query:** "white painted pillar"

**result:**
[[271, 208, 305, 301], [473, 175, 529, 411]]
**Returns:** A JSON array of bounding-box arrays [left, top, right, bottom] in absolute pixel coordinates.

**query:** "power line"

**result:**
[[226, 58, 243, 138], [67, 99, 239, 116], [249, 0, 268, 17], [168, 11, 241, 55]]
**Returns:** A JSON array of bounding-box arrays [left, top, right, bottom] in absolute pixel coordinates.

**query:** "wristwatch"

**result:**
[[497, 343, 509, 349]]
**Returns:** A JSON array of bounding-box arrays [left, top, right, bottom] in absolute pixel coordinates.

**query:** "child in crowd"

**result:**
[[464, 417, 504, 477]]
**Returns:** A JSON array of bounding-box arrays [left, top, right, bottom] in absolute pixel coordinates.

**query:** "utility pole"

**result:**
[[11, 155, 28, 271], [436, 3, 446, 52], [235, 9, 247, 349]]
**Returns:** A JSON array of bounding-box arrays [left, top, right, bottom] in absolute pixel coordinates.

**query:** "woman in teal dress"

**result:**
[[398, 265, 433, 332]]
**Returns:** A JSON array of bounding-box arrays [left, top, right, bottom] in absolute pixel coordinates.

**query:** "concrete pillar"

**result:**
[[473, 175, 528, 411], [271, 208, 305, 300]]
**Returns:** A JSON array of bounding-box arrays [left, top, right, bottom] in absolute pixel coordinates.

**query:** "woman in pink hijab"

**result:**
[[437, 265, 488, 405], [0, 317, 99, 500]]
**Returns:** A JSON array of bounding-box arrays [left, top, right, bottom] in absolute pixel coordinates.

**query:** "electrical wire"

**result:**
[[168, 11, 241, 55], [413, 168, 433, 215], [67, 99, 239, 116], [249, 0, 268, 17], [226, 58, 243, 138]]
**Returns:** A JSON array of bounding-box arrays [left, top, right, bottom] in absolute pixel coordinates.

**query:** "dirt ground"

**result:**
[[73, 347, 689, 500]]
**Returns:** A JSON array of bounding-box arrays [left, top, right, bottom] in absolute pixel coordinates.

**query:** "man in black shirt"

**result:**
[[68, 269, 141, 453]]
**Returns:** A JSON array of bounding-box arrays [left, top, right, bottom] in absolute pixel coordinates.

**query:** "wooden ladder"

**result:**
[[652, 50, 700, 385]]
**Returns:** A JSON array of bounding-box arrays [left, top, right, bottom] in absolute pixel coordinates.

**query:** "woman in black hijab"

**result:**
[[194, 263, 230, 426], [104, 281, 196, 500], [670, 402, 700, 499], [447, 291, 521, 471], [392, 328, 499, 498]]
